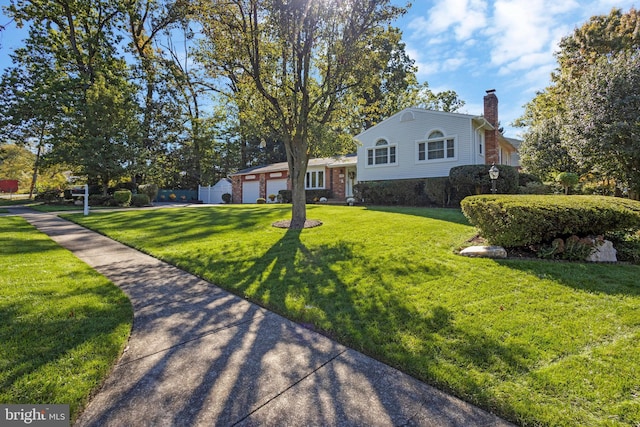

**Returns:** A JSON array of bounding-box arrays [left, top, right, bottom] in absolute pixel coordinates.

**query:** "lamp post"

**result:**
[[489, 163, 499, 194]]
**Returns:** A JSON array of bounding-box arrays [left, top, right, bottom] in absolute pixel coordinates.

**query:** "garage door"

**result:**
[[266, 179, 288, 199], [242, 181, 260, 204]]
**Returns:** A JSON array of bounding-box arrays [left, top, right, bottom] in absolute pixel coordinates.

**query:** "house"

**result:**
[[229, 155, 357, 204], [229, 90, 519, 203], [355, 89, 518, 183]]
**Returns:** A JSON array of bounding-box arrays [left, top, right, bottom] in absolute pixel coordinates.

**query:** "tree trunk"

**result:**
[[287, 135, 308, 229]]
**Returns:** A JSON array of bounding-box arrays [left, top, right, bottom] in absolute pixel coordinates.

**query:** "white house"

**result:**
[[355, 89, 518, 183], [229, 90, 519, 203]]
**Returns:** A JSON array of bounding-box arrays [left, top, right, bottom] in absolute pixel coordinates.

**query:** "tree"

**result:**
[[515, 8, 640, 190], [564, 51, 640, 198], [555, 172, 579, 195], [194, 0, 407, 228], [6, 0, 143, 194]]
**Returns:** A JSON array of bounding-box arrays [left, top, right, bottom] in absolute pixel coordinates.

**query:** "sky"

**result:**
[[0, 0, 638, 138]]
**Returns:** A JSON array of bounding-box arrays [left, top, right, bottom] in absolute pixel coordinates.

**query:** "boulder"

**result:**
[[586, 239, 617, 263], [459, 245, 507, 259]]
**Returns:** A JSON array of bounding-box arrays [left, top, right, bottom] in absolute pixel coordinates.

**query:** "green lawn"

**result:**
[[0, 216, 133, 423], [66, 204, 640, 426]]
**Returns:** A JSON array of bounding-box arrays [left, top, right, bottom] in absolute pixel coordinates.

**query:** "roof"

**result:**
[[230, 154, 357, 176]]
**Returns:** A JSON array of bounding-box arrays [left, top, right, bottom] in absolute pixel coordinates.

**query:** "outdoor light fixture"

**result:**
[[489, 163, 499, 194]]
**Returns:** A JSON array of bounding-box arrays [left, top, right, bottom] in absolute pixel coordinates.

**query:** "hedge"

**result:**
[[354, 178, 450, 207], [113, 190, 132, 207], [449, 164, 519, 197], [461, 195, 640, 247]]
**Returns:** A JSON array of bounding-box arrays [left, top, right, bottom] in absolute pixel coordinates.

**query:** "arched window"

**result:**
[[417, 130, 456, 162], [366, 139, 397, 166]]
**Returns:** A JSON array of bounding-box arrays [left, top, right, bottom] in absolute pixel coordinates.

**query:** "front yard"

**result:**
[[60, 204, 639, 425], [0, 217, 133, 422]]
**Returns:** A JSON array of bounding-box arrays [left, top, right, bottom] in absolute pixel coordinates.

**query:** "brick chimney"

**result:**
[[483, 89, 499, 164]]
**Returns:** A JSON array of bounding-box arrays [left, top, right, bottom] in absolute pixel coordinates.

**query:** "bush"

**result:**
[[88, 194, 113, 206], [556, 172, 580, 195], [222, 193, 232, 203], [354, 178, 450, 207], [131, 193, 150, 207], [138, 183, 159, 202], [606, 230, 640, 264], [460, 195, 640, 247], [256, 197, 266, 204], [449, 164, 519, 199], [35, 189, 62, 203], [518, 182, 552, 195], [278, 190, 292, 203], [518, 172, 542, 187], [113, 190, 132, 207], [306, 189, 332, 203]]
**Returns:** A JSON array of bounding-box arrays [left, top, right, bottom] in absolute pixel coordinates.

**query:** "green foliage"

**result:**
[[461, 195, 640, 247], [518, 172, 542, 187], [607, 230, 640, 263], [113, 190, 132, 207], [256, 198, 266, 204], [138, 183, 159, 202], [537, 235, 599, 261], [34, 189, 61, 203], [278, 190, 292, 203], [449, 164, 519, 198], [131, 193, 150, 207], [88, 194, 114, 206], [556, 172, 580, 194], [221, 193, 232, 204], [516, 8, 640, 192], [355, 178, 442, 206], [305, 189, 332, 203]]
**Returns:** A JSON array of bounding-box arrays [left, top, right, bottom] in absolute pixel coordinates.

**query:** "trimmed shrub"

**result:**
[[461, 195, 640, 247], [131, 193, 150, 207], [35, 189, 62, 203], [354, 180, 418, 206], [88, 194, 113, 206], [114, 190, 132, 207], [256, 197, 266, 204], [278, 190, 292, 203], [518, 172, 542, 187], [449, 164, 519, 199], [222, 193, 231, 203], [306, 189, 332, 203], [138, 183, 159, 202], [518, 182, 552, 195], [556, 172, 580, 195]]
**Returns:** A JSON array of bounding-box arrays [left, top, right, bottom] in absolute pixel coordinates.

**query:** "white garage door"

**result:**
[[266, 179, 288, 199], [242, 181, 260, 204]]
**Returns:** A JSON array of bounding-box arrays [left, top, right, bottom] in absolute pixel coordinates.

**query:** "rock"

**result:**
[[586, 239, 617, 263], [459, 245, 507, 259]]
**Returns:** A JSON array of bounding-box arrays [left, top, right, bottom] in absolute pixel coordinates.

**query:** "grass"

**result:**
[[0, 216, 133, 423], [65, 204, 640, 426]]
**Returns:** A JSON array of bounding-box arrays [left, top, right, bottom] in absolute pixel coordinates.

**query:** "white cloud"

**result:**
[[408, 0, 488, 41]]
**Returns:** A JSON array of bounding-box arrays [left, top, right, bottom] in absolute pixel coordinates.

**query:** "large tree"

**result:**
[[564, 51, 640, 197], [6, 0, 142, 194], [516, 7, 640, 192], [194, 0, 407, 228]]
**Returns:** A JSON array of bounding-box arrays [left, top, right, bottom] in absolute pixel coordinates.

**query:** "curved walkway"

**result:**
[[9, 207, 513, 427]]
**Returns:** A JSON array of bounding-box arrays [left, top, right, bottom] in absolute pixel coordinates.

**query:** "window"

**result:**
[[306, 170, 324, 189], [366, 139, 397, 166], [417, 131, 456, 162]]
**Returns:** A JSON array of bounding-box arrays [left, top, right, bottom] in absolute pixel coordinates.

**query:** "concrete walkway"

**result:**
[[9, 208, 513, 427]]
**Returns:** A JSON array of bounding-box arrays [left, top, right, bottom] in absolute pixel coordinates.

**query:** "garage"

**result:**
[[242, 181, 260, 204], [266, 179, 288, 199]]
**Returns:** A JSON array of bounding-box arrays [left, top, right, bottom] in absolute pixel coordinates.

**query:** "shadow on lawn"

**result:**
[[497, 258, 640, 296], [222, 227, 532, 415], [364, 205, 471, 226]]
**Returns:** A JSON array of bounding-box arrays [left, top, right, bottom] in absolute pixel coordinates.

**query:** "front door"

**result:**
[[346, 168, 356, 197]]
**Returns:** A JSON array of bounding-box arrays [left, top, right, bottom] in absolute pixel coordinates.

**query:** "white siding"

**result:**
[[356, 108, 483, 182]]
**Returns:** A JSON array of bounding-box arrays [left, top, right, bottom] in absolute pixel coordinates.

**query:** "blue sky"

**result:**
[[1, 0, 637, 137]]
